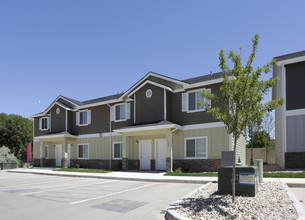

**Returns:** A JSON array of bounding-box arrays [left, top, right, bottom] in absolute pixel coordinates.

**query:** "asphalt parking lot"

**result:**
[[0, 172, 201, 220]]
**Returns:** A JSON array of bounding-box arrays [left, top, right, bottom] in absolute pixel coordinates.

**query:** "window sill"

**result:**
[[186, 109, 206, 113], [78, 124, 89, 127], [114, 119, 127, 122], [112, 158, 122, 160], [77, 157, 89, 160], [184, 157, 207, 160]]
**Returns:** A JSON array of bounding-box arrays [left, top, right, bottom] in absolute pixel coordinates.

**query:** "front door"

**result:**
[[155, 139, 167, 171], [55, 144, 62, 167], [139, 140, 152, 170]]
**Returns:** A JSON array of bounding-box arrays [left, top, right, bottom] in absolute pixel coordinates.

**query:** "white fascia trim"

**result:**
[[277, 55, 305, 66], [114, 124, 182, 133], [35, 133, 78, 139], [184, 78, 223, 89], [172, 88, 186, 93], [102, 132, 123, 137], [31, 101, 72, 118], [77, 98, 124, 110], [78, 133, 101, 138], [286, 108, 305, 116], [30, 113, 46, 118], [183, 76, 234, 90], [127, 80, 173, 98], [119, 72, 187, 99], [182, 122, 225, 130]]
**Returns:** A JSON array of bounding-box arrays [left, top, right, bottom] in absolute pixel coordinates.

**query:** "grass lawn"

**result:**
[[54, 168, 112, 174], [164, 172, 218, 177], [263, 172, 305, 178]]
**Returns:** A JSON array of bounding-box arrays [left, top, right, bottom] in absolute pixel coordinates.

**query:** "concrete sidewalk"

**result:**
[[5, 167, 305, 187]]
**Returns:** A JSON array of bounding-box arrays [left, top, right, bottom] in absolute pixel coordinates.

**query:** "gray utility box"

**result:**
[[0, 163, 17, 170], [218, 166, 258, 197]]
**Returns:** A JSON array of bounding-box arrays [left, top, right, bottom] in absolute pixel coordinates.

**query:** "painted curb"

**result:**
[[6, 170, 212, 184], [165, 182, 212, 220]]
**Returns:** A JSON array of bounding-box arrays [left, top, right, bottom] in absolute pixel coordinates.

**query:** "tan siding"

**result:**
[[235, 135, 246, 165], [173, 127, 230, 159], [275, 106, 284, 167], [246, 148, 275, 164], [33, 141, 40, 159], [75, 136, 122, 160]]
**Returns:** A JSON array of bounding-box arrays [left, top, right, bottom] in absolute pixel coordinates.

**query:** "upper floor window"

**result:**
[[185, 136, 208, 159], [182, 89, 211, 113], [116, 104, 126, 121], [111, 103, 130, 122], [76, 110, 91, 126], [39, 117, 50, 131]]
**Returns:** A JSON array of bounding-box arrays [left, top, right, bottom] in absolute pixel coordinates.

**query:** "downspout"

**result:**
[[107, 103, 112, 169], [170, 127, 178, 172]]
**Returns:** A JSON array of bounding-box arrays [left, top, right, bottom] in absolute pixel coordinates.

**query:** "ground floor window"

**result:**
[[78, 144, 89, 159], [113, 142, 122, 159], [45, 144, 49, 159], [185, 136, 208, 159]]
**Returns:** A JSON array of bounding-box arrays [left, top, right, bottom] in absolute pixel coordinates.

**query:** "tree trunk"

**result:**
[[232, 135, 237, 203]]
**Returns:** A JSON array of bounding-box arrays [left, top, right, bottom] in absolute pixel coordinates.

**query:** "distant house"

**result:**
[[273, 51, 305, 168], [31, 71, 246, 172]]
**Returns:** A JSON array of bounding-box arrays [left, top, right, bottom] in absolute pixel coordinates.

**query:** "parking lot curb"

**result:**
[[6, 170, 212, 184], [283, 183, 305, 220], [165, 182, 212, 220]]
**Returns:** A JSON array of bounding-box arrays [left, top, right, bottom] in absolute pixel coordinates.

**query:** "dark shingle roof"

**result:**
[[274, 50, 305, 62], [182, 72, 223, 84], [82, 93, 124, 105]]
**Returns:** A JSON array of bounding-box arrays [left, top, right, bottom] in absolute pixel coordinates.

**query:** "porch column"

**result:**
[[166, 129, 171, 172], [40, 141, 45, 167], [122, 135, 128, 170], [62, 139, 68, 168]]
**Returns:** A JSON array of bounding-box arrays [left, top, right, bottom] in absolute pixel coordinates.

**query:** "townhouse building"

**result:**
[[31, 72, 245, 172]]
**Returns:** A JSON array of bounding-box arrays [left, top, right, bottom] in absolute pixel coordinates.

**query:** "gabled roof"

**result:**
[[183, 72, 223, 84], [32, 71, 225, 117], [274, 50, 305, 62]]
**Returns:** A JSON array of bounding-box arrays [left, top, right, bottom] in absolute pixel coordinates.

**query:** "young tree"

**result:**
[[261, 113, 275, 164], [202, 34, 284, 203], [247, 118, 262, 165]]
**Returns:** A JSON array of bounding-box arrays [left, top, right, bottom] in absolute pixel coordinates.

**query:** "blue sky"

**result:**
[[1, 0, 304, 118]]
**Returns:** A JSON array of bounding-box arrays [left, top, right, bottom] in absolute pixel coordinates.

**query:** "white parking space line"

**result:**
[[21, 180, 116, 196], [0, 178, 75, 189], [70, 182, 160, 205]]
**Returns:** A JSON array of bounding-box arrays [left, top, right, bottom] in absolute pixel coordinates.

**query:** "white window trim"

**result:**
[[186, 89, 207, 113], [40, 117, 50, 131], [184, 136, 208, 159], [45, 144, 49, 159], [114, 103, 127, 122], [78, 110, 90, 126], [77, 143, 90, 159], [113, 142, 123, 160]]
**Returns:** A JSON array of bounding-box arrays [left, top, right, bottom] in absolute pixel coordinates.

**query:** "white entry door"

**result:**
[[155, 139, 167, 171], [68, 144, 71, 168], [55, 144, 62, 167], [139, 140, 152, 170]]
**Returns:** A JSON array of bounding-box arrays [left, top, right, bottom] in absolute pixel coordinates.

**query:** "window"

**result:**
[[39, 117, 49, 131], [116, 104, 126, 121], [113, 142, 122, 159], [185, 137, 207, 159], [110, 103, 130, 122], [181, 89, 211, 113], [76, 110, 91, 126], [78, 144, 89, 159], [45, 144, 49, 159], [188, 90, 205, 111]]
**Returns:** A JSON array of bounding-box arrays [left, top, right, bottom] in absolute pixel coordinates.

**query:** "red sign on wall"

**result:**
[[27, 142, 32, 162]]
